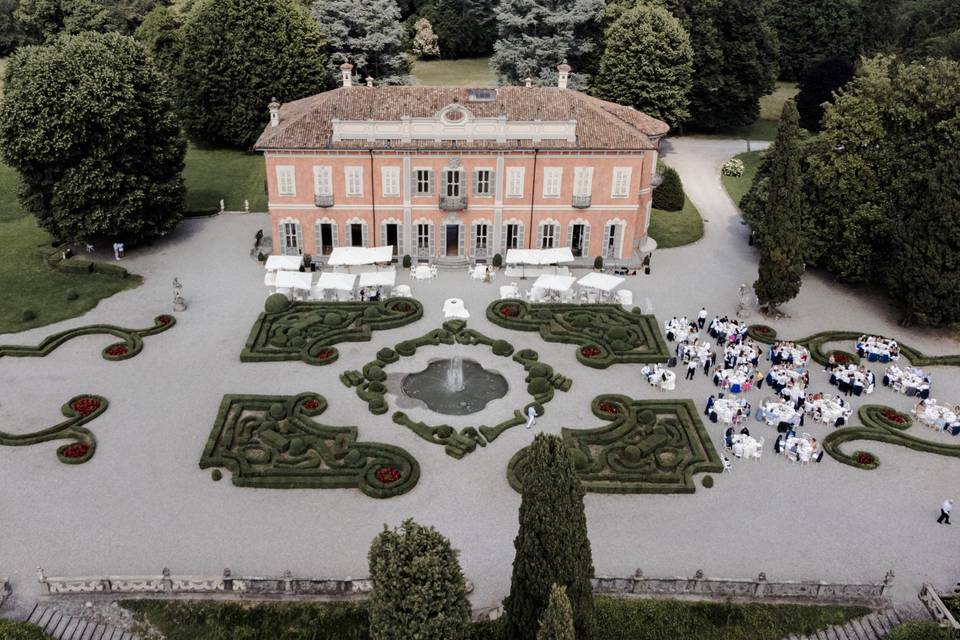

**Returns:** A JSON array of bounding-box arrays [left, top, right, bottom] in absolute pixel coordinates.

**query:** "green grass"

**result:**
[[760, 81, 799, 120], [123, 598, 870, 640], [183, 143, 267, 213], [721, 150, 765, 209], [0, 215, 141, 335], [648, 196, 704, 248], [411, 57, 495, 86], [688, 81, 798, 141]]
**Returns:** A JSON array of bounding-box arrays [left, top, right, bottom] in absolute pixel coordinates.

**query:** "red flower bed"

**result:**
[[598, 402, 621, 414], [70, 397, 101, 416], [854, 452, 876, 465], [833, 352, 851, 365], [314, 350, 334, 360], [105, 344, 129, 357], [500, 305, 520, 318], [755, 326, 770, 334], [158, 315, 174, 325], [375, 466, 401, 484], [881, 409, 907, 425], [303, 398, 320, 410], [63, 442, 90, 458], [393, 303, 412, 313], [581, 346, 601, 358]]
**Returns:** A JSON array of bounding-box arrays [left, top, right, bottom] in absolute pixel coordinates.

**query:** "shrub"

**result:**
[[257, 251, 266, 262], [65, 289, 78, 301], [377, 348, 398, 363], [57, 258, 93, 273], [0, 620, 52, 639], [885, 621, 956, 640], [593, 256, 603, 270], [402, 254, 412, 268], [363, 306, 381, 319], [652, 166, 685, 211], [22, 309, 36, 322], [211, 469, 223, 481], [722, 157, 745, 177], [364, 364, 386, 382], [492, 340, 514, 356], [493, 253, 503, 268], [537, 584, 575, 640], [92, 261, 129, 278], [323, 312, 342, 326], [368, 519, 471, 640], [264, 293, 291, 313], [527, 378, 551, 395], [701, 475, 714, 488]]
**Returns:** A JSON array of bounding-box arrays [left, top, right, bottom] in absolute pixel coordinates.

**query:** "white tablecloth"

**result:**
[[665, 317, 692, 342], [725, 342, 759, 366], [392, 284, 412, 298], [761, 400, 797, 426], [918, 401, 959, 430], [886, 365, 929, 395], [785, 437, 814, 462], [442, 298, 470, 319], [805, 396, 848, 424], [412, 265, 435, 280], [716, 365, 754, 391], [499, 285, 520, 300], [732, 434, 760, 459], [643, 366, 675, 391], [713, 399, 743, 424]]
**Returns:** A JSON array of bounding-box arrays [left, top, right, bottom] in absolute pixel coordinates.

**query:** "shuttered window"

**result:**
[[345, 166, 363, 197], [414, 169, 433, 195], [474, 169, 493, 196], [277, 166, 296, 196], [381, 166, 400, 196], [573, 167, 593, 196], [506, 167, 524, 198], [611, 167, 632, 198], [543, 167, 562, 197], [313, 166, 332, 196]]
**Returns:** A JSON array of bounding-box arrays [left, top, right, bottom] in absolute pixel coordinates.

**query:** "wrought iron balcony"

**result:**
[[439, 194, 467, 211], [314, 194, 334, 208], [572, 194, 591, 208]]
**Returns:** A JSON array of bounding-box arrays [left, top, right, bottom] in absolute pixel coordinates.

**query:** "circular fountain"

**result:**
[[401, 356, 508, 415]]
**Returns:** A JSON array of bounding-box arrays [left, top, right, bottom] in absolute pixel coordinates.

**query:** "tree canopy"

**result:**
[[772, 0, 863, 80], [176, 0, 327, 148], [312, 0, 410, 85], [408, 0, 496, 60], [795, 56, 856, 131], [0, 31, 185, 243], [593, 3, 693, 128]]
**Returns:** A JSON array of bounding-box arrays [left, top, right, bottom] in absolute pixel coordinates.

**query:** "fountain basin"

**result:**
[[401, 358, 508, 415]]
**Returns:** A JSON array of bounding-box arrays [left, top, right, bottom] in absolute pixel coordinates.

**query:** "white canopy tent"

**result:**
[[314, 272, 357, 292], [505, 247, 575, 265], [265, 255, 303, 272], [505, 249, 541, 265], [577, 272, 625, 292], [275, 270, 314, 292], [539, 247, 575, 264], [358, 270, 397, 288], [532, 274, 576, 292], [327, 246, 393, 267]]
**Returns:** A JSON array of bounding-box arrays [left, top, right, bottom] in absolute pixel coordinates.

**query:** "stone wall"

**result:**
[[919, 583, 960, 629]]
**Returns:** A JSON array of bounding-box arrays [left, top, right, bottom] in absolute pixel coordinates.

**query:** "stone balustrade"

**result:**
[[919, 583, 960, 629], [591, 569, 895, 606], [36, 568, 471, 599]]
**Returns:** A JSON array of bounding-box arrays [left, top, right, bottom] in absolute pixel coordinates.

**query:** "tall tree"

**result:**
[[753, 100, 804, 312], [411, 0, 496, 60], [135, 4, 182, 77], [660, 0, 779, 131], [312, 0, 410, 86], [491, 0, 605, 86], [504, 434, 595, 640], [795, 56, 856, 131], [537, 584, 576, 640], [896, 0, 960, 59], [0, 32, 185, 243], [368, 519, 471, 640], [593, 3, 693, 128], [771, 0, 863, 80], [176, 0, 327, 147]]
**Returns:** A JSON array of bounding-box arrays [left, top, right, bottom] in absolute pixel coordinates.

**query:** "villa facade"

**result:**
[[254, 64, 669, 263]]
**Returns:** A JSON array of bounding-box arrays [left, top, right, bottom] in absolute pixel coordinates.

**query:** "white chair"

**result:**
[[753, 437, 764, 461], [722, 457, 733, 472]]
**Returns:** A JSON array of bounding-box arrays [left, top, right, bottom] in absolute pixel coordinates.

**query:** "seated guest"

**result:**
[[739, 426, 750, 437], [809, 438, 819, 455], [724, 427, 734, 448]]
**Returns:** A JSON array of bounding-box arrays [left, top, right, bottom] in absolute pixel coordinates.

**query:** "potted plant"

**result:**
[[492, 253, 503, 269], [593, 256, 603, 271]]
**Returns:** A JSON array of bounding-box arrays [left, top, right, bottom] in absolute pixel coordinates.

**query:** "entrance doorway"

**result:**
[[445, 224, 459, 256], [319, 223, 334, 255], [571, 224, 585, 257], [350, 223, 363, 247], [385, 223, 399, 255]]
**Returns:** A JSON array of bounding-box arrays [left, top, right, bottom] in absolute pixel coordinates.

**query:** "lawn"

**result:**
[[721, 150, 765, 209], [183, 143, 267, 213], [649, 198, 703, 249], [688, 81, 798, 141], [412, 57, 495, 86], [0, 215, 141, 335], [123, 597, 870, 640]]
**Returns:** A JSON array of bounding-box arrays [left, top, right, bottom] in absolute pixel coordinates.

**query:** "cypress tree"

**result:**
[[504, 434, 595, 640], [652, 166, 685, 211], [753, 100, 804, 312], [537, 584, 576, 640]]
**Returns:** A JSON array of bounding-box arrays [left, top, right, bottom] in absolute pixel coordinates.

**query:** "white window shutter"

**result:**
[[536, 223, 543, 249], [278, 222, 286, 254], [331, 222, 339, 248], [428, 222, 434, 254], [471, 223, 478, 254], [489, 170, 497, 195], [517, 222, 524, 249], [472, 171, 479, 196], [583, 224, 591, 256], [397, 224, 403, 255], [409, 170, 416, 197], [315, 221, 322, 250], [361, 222, 369, 247], [380, 222, 387, 250], [616, 223, 624, 258], [458, 223, 465, 256], [295, 223, 303, 254], [440, 170, 447, 197], [439, 224, 446, 256], [567, 222, 574, 248]]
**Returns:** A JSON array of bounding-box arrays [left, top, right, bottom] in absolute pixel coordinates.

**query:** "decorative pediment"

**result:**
[[437, 103, 473, 125]]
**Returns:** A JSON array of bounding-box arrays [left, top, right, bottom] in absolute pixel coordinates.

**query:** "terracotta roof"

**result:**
[[254, 86, 669, 151]]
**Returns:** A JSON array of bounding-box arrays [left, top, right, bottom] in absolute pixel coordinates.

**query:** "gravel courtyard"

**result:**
[[1, 137, 959, 618]]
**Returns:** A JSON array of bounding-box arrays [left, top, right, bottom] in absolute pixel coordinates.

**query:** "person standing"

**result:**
[[525, 405, 537, 430], [685, 359, 698, 380], [938, 499, 953, 524], [698, 307, 707, 329], [112, 242, 120, 260]]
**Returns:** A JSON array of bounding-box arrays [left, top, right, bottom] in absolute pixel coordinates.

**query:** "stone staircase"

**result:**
[[433, 256, 471, 271], [25, 603, 139, 640], [786, 608, 915, 640]]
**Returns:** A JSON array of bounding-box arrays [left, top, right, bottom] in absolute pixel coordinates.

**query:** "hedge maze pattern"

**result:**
[[340, 320, 572, 459], [0, 395, 108, 464], [241, 298, 423, 365], [822, 404, 960, 470], [199, 393, 419, 498], [508, 395, 723, 494], [0, 315, 175, 362], [486, 300, 670, 368]]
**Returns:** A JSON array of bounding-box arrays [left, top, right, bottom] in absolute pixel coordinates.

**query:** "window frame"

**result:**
[[542, 167, 563, 198], [381, 166, 400, 197], [611, 166, 632, 198], [506, 167, 525, 198], [345, 166, 364, 197], [276, 165, 296, 197]]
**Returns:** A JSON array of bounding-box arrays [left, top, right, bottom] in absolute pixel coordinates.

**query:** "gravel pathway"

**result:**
[[1, 138, 959, 619]]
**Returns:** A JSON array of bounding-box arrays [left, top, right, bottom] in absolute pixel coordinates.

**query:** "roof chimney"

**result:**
[[340, 63, 353, 87], [268, 97, 280, 127], [365, 76, 374, 87], [557, 60, 571, 89], [524, 76, 532, 88]]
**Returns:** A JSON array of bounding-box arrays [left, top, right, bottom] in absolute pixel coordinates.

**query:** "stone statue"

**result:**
[[219, 199, 225, 212], [173, 278, 187, 312], [736, 283, 751, 318], [244, 199, 250, 213]]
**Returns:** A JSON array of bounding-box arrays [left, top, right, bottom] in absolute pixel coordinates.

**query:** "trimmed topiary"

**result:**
[[264, 293, 291, 313], [0, 394, 107, 465], [65, 289, 78, 301], [652, 166, 685, 211], [377, 347, 398, 363], [701, 475, 714, 488], [323, 312, 342, 327], [21, 309, 36, 322], [492, 253, 503, 268], [211, 469, 223, 481], [593, 256, 603, 270], [492, 339, 514, 356], [747, 324, 777, 343], [402, 254, 412, 268], [1, 315, 174, 362]]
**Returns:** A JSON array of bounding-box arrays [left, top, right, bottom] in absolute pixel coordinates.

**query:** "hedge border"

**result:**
[[199, 392, 420, 499], [823, 404, 960, 470], [745, 326, 960, 368], [0, 315, 175, 362], [340, 320, 571, 460], [485, 300, 670, 368], [507, 395, 723, 494], [240, 298, 423, 365], [0, 394, 107, 465]]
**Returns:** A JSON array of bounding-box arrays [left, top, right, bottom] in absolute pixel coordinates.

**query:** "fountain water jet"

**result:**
[[446, 354, 465, 392]]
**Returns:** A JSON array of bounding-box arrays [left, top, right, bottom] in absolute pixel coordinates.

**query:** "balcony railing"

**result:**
[[315, 194, 334, 208], [572, 194, 591, 208], [439, 194, 467, 211]]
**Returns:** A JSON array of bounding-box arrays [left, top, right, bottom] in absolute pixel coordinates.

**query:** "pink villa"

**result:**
[[254, 63, 669, 265]]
